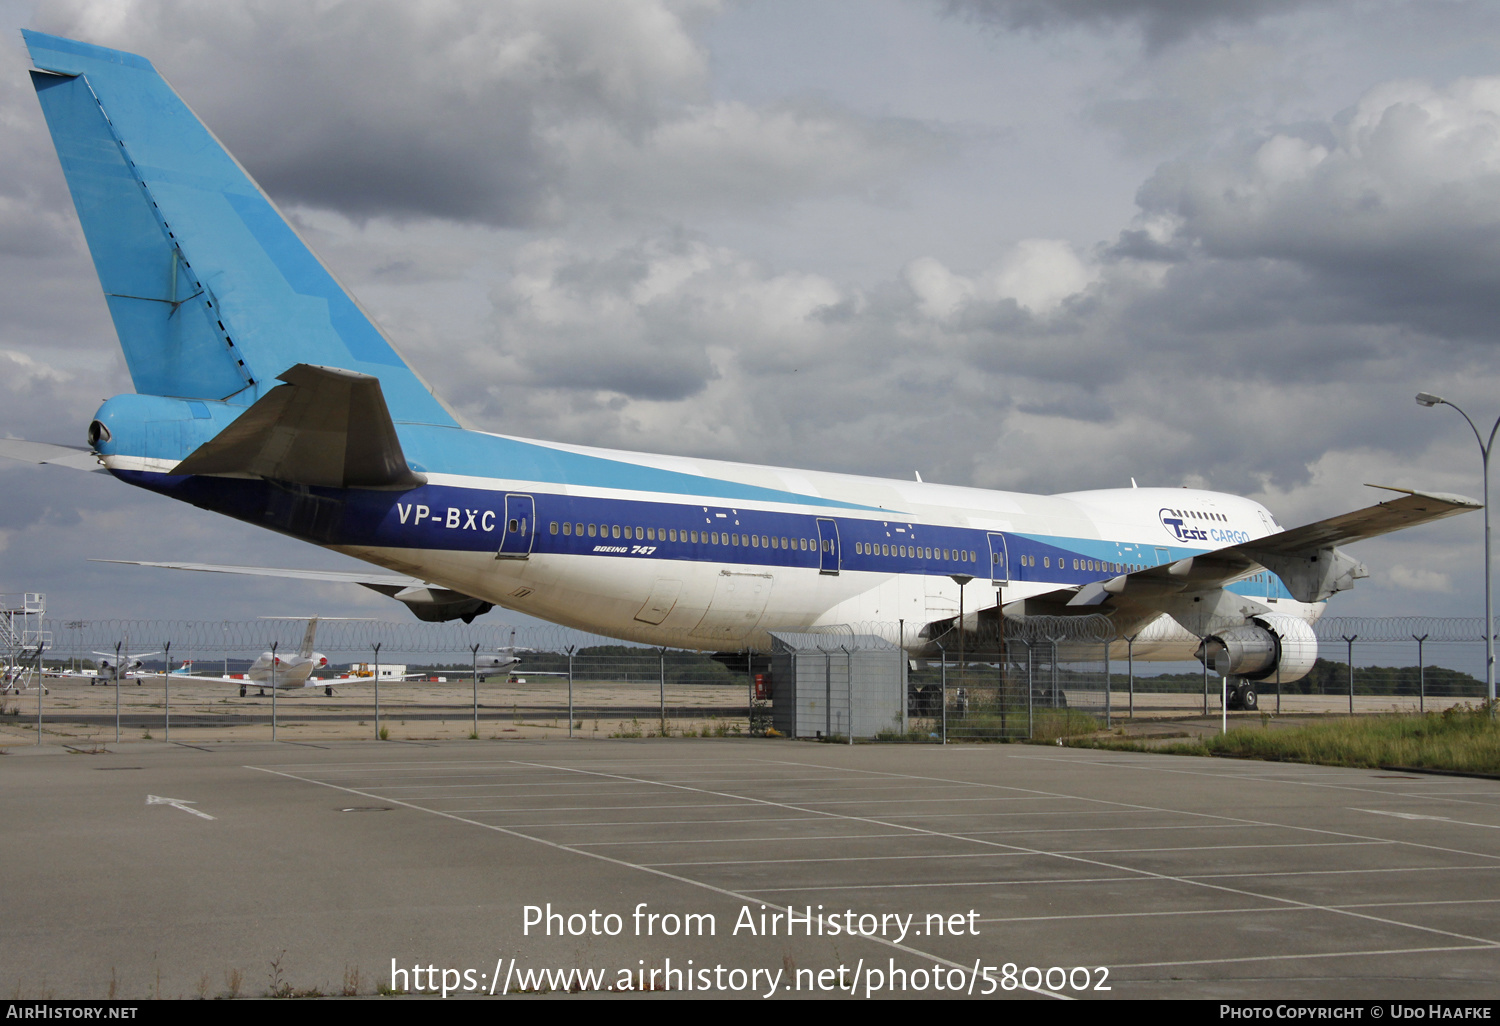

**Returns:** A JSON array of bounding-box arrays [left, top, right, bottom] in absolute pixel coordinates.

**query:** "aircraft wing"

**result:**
[[1037, 487, 1480, 613], [0, 439, 105, 472]]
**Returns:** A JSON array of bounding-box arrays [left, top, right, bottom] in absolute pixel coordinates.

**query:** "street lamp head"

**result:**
[[1416, 392, 1444, 407]]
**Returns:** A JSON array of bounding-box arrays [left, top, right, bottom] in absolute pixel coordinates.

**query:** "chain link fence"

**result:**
[[0, 614, 1492, 746]]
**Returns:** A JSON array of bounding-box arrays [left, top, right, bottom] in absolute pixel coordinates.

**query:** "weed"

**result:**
[[378, 726, 389, 741], [342, 965, 361, 997], [107, 968, 117, 1000], [377, 981, 406, 996], [141, 729, 152, 740], [267, 951, 291, 998], [468, 730, 479, 740], [197, 973, 210, 1000], [223, 967, 243, 999]]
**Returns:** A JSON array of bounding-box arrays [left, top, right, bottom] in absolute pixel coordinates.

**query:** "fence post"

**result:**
[[1343, 635, 1358, 715], [1026, 639, 1034, 740], [35, 640, 45, 746], [471, 642, 481, 739], [163, 640, 171, 742], [271, 640, 278, 742], [1201, 646, 1209, 716], [746, 647, 754, 735], [373, 641, 382, 741], [115, 639, 123, 744], [939, 642, 947, 745], [1103, 634, 1112, 729], [899, 619, 907, 735], [567, 647, 575, 738], [842, 644, 853, 745], [998, 629, 1007, 737], [824, 649, 833, 740], [658, 647, 667, 736], [1413, 634, 1428, 714], [1125, 635, 1136, 719]]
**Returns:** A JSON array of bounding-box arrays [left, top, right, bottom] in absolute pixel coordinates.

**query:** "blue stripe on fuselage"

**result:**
[[117, 470, 1246, 590]]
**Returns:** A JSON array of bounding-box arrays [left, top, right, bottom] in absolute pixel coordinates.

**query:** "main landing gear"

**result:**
[[1225, 681, 1259, 711]]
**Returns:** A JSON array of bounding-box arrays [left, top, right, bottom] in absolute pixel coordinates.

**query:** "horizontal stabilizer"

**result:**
[[94, 558, 495, 623], [171, 363, 427, 489], [0, 438, 104, 472], [92, 559, 423, 588]]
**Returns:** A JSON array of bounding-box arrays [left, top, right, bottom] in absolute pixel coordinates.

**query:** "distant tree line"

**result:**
[[1131, 659, 1483, 697]]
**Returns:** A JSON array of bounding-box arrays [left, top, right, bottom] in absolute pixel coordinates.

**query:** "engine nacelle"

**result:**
[[1196, 614, 1317, 683], [392, 586, 495, 624]]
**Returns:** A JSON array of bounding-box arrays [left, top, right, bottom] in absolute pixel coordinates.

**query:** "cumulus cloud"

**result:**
[[1132, 75, 1500, 339], [33, 0, 942, 226], [905, 239, 1095, 319]]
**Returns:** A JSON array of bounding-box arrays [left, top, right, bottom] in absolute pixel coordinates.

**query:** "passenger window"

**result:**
[[610, 525, 619, 539], [562, 522, 572, 536], [549, 522, 558, 535]]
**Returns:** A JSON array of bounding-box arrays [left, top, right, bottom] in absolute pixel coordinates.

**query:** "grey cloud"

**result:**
[[1129, 77, 1500, 342], [35, 1, 943, 227], [940, 0, 1332, 48]]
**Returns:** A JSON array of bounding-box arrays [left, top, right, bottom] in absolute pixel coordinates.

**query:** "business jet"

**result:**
[[44, 650, 160, 685], [159, 616, 409, 696], [0, 32, 1480, 709]]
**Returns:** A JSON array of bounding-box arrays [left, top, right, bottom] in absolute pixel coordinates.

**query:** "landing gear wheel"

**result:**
[[239, 685, 246, 697], [325, 686, 333, 697], [1241, 685, 1258, 711]]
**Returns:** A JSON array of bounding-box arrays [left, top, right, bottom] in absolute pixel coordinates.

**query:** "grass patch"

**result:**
[[1071, 705, 1500, 774], [1029, 708, 1104, 743]]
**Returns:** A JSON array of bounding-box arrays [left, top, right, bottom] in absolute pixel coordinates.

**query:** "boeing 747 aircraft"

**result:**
[[0, 32, 1480, 700]]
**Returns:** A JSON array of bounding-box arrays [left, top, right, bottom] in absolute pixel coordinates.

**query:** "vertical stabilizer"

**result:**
[[23, 31, 457, 426], [299, 617, 320, 660]]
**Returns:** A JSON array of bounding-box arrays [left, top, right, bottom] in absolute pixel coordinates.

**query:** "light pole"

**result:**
[[1416, 391, 1497, 713]]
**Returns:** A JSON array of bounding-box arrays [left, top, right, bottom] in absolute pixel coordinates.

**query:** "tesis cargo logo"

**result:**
[[1159, 509, 1208, 542], [1159, 509, 1250, 545]]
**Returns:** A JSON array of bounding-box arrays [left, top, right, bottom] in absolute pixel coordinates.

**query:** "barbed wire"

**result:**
[[32, 614, 1497, 661]]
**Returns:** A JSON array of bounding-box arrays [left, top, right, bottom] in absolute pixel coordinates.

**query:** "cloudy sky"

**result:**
[[2, 0, 1500, 633]]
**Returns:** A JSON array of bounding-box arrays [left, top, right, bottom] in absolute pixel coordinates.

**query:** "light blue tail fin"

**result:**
[[23, 31, 457, 427]]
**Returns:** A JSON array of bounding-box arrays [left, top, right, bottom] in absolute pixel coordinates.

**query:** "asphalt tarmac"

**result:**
[[3, 736, 1498, 1000]]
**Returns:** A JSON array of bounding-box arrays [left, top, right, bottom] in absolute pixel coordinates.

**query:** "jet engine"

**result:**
[[389, 586, 494, 624], [1195, 614, 1317, 684]]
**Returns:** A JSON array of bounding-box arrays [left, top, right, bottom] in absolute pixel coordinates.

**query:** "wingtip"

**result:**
[[1365, 483, 1482, 508]]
